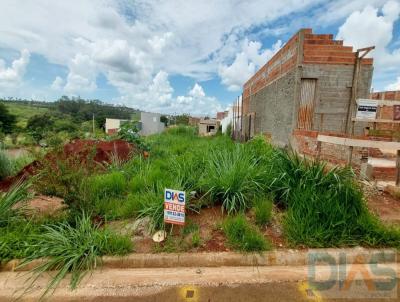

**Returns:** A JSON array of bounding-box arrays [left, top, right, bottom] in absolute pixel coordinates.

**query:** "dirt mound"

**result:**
[[0, 139, 136, 191], [63, 139, 135, 163]]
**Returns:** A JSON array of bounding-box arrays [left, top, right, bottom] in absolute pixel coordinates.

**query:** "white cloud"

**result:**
[[218, 39, 282, 91], [337, 1, 400, 69], [51, 76, 64, 90], [119, 71, 222, 116], [0, 0, 398, 111], [0, 0, 319, 113], [64, 53, 97, 93], [0, 49, 30, 88], [386, 77, 400, 91]]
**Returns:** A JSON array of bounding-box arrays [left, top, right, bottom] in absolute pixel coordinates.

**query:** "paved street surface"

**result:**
[[1, 265, 399, 301]]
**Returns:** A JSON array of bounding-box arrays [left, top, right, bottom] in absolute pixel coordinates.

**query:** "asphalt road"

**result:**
[[1, 265, 399, 301]]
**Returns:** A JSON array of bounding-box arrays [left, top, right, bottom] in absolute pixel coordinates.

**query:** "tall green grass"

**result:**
[[201, 145, 267, 214], [268, 151, 400, 248], [0, 150, 14, 180], [0, 180, 30, 226], [222, 214, 270, 252], [85, 171, 127, 201], [254, 196, 273, 227], [21, 213, 132, 297]]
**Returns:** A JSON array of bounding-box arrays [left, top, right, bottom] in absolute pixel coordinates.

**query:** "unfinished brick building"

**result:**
[[241, 28, 373, 146], [369, 90, 400, 132]]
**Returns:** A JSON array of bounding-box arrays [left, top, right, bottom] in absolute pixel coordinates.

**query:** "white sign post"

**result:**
[[164, 188, 185, 225], [356, 99, 377, 120]]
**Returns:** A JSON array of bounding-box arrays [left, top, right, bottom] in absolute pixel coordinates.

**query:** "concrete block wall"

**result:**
[[302, 64, 373, 134], [248, 70, 297, 146]]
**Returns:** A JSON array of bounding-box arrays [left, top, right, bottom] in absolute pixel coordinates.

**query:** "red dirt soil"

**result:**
[[0, 139, 136, 191], [368, 190, 400, 225]]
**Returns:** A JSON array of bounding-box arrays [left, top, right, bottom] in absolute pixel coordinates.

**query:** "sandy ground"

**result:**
[[1, 264, 399, 301]]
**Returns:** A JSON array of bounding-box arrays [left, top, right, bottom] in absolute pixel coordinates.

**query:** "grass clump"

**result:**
[[0, 150, 15, 180], [0, 180, 30, 226], [202, 145, 266, 214], [21, 213, 132, 297], [254, 196, 273, 227], [270, 151, 400, 248], [222, 214, 270, 252], [0, 221, 40, 262]]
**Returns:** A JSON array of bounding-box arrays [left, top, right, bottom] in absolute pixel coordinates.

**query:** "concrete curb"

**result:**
[[2, 247, 398, 272]]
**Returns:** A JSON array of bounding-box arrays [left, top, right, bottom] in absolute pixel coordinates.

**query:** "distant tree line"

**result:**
[[0, 96, 140, 145]]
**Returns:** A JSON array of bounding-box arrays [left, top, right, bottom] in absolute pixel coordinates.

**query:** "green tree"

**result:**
[[0, 103, 17, 135], [160, 115, 168, 126], [175, 114, 189, 125], [26, 113, 54, 143]]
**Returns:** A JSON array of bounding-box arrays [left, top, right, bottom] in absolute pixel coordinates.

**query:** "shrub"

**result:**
[[20, 213, 132, 297], [33, 155, 92, 209], [222, 215, 270, 252], [254, 196, 273, 227], [202, 145, 267, 214]]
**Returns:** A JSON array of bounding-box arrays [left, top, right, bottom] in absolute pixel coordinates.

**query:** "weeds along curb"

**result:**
[[2, 248, 398, 272]]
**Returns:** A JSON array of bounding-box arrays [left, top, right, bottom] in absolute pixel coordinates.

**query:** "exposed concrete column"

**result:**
[[291, 29, 305, 132]]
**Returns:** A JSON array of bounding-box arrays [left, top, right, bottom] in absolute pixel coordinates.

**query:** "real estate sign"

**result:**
[[356, 99, 377, 120], [164, 188, 185, 225]]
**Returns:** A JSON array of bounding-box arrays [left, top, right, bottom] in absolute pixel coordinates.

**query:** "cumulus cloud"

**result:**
[[337, 1, 400, 69], [119, 71, 222, 115], [0, 49, 30, 88], [0, 0, 398, 111], [64, 54, 97, 93], [386, 77, 400, 91], [218, 39, 282, 91], [51, 76, 64, 90]]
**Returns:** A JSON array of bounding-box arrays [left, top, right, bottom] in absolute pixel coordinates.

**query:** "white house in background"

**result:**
[[105, 112, 165, 136], [221, 104, 242, 134], [139, 112, 165, 136], [105, 118, 128, 134]]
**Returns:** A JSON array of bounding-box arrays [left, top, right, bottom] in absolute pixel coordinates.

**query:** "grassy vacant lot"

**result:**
[[4, 102, 50, 128], [1, 125, 400, 297]]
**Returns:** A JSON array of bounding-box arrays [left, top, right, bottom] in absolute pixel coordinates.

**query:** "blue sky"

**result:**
[[0, 0, 399, 116]]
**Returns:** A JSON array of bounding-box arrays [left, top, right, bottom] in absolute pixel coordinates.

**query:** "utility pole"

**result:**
[[345, 46, 375, 135], [92, 113, 95, 136]]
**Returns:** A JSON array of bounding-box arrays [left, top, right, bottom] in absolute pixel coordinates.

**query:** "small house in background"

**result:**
[[105, 118, 128, 134], [221, 103, 242, 135], [216, 111, 228, 121], [105, 112, 165, 136], [188, 116, 201, 126], [139, 112, 165, 136], [198, 118, 220, 136]]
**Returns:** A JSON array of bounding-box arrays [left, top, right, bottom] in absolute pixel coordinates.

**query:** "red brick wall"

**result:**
[[303, 33, 373, 66], [291, 130, 398, 180], [370, 90, 400, 131], [371, 91, 400, 101], [291, 130, 363, 166]]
